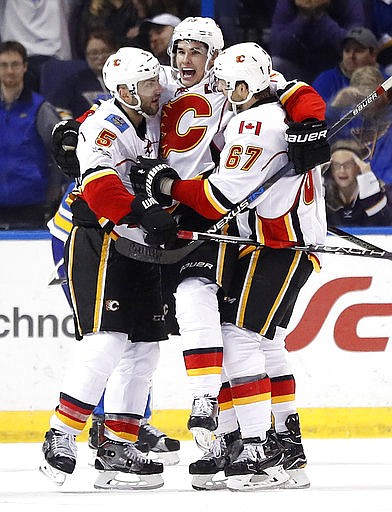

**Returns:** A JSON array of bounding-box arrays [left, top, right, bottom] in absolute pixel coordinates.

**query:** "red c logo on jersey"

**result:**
[[160, 94, 212, 158]]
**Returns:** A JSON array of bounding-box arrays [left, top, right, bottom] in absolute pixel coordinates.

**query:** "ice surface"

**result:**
[[0, 439, 391, 512]]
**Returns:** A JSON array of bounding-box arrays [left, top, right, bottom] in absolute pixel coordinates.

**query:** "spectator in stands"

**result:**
[[139, 13, 181, 65], [360, 1, 392, 75], [0, 0, 81, 92], [214, 0, 243, 46], [269, 0, 365, 83], [362, 0, 392, 40], [0, 41, 62, 230], [326, 65, 392, 184], [313, 26, 382, 103], [377, 35, 392, 76], [73, 0, 139, 59], [324, 138, 392, 226], [237, 0, 277, 51], [45, 29, 117, 120]]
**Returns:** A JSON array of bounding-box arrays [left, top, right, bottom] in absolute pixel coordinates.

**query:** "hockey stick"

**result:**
[[115, 76, 392, 264], [327, 226, 386, 252], [115, 226, 392, 265], [327, 75, 392, 139], [48, 258, 67, 286], [174, 230, 392, 261]]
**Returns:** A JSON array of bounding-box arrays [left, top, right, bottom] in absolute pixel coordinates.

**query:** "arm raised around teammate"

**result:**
[[129, 156, 180, 206], [273, 75, 331, 172]]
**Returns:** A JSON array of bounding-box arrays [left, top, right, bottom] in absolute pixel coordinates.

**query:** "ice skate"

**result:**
[[138, 421, 180, 465], [276, 413, 310, 489], [189, 430, 243, 490], [39, 428, 77, 485], [87, 413, 104, 466], [88, 414, 104, 451], [187, 395, 219, 451], [225, 437, 289, 491], [94, 438, 164, 490]]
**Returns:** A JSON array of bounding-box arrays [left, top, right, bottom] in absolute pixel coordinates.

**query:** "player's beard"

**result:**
[[141, 98, 160, 117]]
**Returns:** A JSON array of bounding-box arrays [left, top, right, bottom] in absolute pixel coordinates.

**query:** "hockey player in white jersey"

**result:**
[[129, 42, 330, 490], [136, 17, 330, 464], [39, 47, 178, 490]]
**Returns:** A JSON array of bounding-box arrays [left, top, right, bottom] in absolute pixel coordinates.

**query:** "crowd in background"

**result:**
[[0, 0, 392, 230]]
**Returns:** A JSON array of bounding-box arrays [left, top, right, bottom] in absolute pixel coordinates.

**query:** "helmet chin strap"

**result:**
[[227, 89, 253, 114], [114, 92, 150, 118]]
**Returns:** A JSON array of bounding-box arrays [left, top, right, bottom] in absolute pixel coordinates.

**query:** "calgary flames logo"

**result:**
[[160, 93, 212, 158]]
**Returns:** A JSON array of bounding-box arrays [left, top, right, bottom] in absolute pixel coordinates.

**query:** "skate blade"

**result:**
[[94, 470, 164, 490], [189, 427, 213, 452], [149, 450, 180, 466], [191, 473, 227, 491], [39, 461, 67, 486], [280, 468, 310, 489], [227, 465, 289, 491]]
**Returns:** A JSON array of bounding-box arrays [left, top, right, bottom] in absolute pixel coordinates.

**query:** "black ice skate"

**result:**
[[94, 438, 164, 490], [276, 413, 310, 489], [88, 414, 104, 451], [39, 428, 77, 485], [225, 436, 289, 491], [86, 413, 105, 467], [189, 430, 243, 490], [187, 395, 219, 451], [138, 421, 180, 465]]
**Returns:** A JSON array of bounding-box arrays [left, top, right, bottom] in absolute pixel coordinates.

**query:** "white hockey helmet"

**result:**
[[214, 42, 271, 108], [102, 47, 160, 113], [168, 16, 224, 80]]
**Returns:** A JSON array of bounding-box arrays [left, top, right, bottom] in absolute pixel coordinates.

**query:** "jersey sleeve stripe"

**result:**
[[80, 167, 118, 191]]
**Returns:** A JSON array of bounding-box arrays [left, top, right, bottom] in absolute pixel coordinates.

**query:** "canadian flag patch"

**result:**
[[239, 120, 262, 135]]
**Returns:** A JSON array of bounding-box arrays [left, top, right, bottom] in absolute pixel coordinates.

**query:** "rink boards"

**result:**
[[0, 230, 391, 441]]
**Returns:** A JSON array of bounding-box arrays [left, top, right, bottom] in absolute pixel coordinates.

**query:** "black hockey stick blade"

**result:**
[[115, 237, 203, 264]]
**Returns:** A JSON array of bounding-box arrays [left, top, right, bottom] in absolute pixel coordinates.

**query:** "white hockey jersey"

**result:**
[[76, 97, 161, 241], [158, 67, 319, 181], [207, 99, 327, 263], [159, 70, 231, 179]]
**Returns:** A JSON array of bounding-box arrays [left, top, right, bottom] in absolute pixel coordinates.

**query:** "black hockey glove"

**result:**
[[130, 194, 178, 248], [130, 156, 180, 207], [52, 119, 81, 178], [285, 120, 330, 174]]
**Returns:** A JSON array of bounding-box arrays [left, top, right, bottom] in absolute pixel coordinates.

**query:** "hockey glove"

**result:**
[[130, 156, 180, 207], [52, 119, 81, 178], [130, 194, 178, 248], [286, 120, 330, 174]]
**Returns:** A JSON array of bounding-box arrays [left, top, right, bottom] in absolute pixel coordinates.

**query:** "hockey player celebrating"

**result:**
[[156, 18, 329, 464], [129, 42, 330, 490], [39, 47, 178, 490]]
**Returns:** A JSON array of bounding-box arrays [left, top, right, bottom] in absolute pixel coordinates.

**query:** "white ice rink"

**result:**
[[0, 438, 391, 512]]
